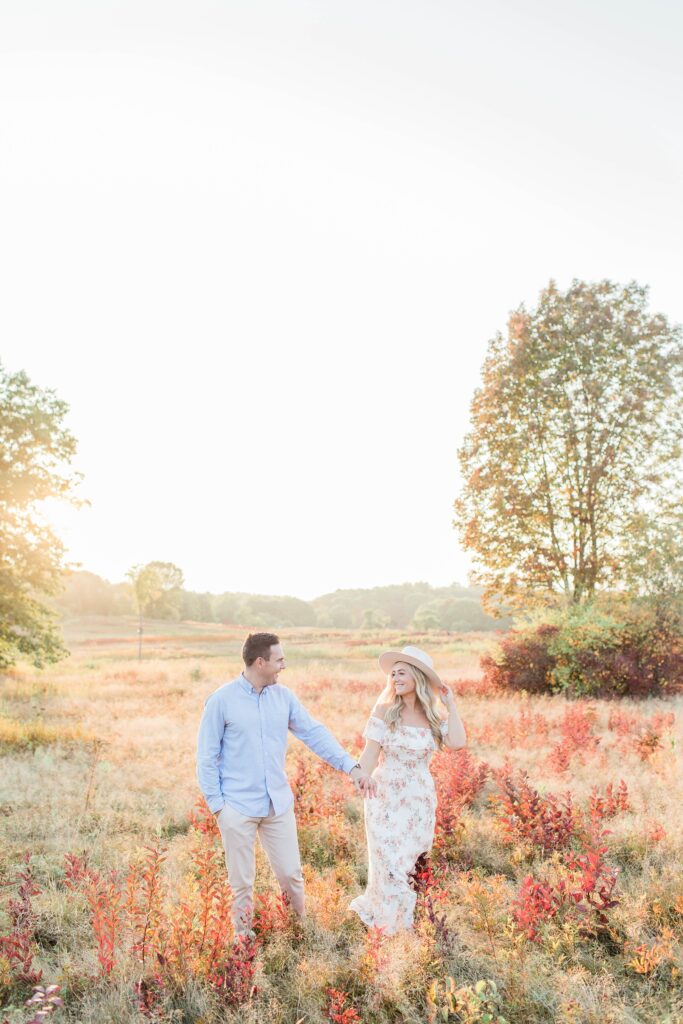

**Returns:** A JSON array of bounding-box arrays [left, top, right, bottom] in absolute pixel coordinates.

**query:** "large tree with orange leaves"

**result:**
[[454, 280, 683, 612]]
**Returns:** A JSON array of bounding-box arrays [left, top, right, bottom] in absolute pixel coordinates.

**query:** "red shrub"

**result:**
[[65, 846, 168, 979], [252, 891, 291, 938], [481, 625, 559, 694], [125, 845, 167, 971], [607, 708, 641, 737], [209, 934, 259, 1007], [546, 740, 573, 773], [62, 815, 265, 1010], [559, 705, 600, 752], [547, 705, 600, 772], [646, 821, 666, 842], [482, 611, 683, 698], [433, 749, 489, 809], [485, 705, 552, 750], [431, 750, 489, 859], [631, 711, 676, 761], [181, 827, 234, 974], [410, 854, 452, 946], [0, 855, 43, 992], [649, 711, 676, 733], [88, 873, 122, 976], [588, 781, 630, 825], [452, 675, 502, 698], [493, 765, 576, 853], [63, 852, 100, 889], [512, 875, 561, 941], [564, 839, 620, 934], [291, 757, 345, 826], [188, 797, 220, 836], [361, 926, 389, 978], [512, 837, 620, 942], [326, 988, 361, 1024], [64, 854, 123, 976]]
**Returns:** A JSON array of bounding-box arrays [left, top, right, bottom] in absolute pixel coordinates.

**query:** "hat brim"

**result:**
[[378, 650, 442, 689]]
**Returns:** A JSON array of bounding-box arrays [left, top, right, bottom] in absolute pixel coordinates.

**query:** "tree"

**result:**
[[410, 597, 510, 632], [622, 512, 683, 612], [410, 605, 441, 631], [179, 590, 216, 623], [126, 561, 184, 658], [59, 570, 134, 616], [0, 364, 81, 667], [360, 608, 390, 630], [454, 280, 683, 611]]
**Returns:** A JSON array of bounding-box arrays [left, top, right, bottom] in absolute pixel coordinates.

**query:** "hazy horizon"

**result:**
[[65, 565, 477, 604], [3, 1, 682, 599]]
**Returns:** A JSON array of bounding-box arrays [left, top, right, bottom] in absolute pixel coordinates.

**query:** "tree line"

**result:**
[[56, 571, 510, 632]]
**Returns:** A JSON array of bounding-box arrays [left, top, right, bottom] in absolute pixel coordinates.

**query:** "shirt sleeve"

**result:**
[[288, 692, 356, 774], [363, 715, 387, 744], [196, 691, 226, 813], [440, 718, 448, 736]]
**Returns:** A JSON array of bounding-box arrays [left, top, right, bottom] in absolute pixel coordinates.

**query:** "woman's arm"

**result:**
[[357, 702, 389, 792], [437, 685, 467, 750], [359, 738, 382, 778]]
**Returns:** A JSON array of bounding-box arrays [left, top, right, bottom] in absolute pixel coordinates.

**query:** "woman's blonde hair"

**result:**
[[378, 662, 444, 749]]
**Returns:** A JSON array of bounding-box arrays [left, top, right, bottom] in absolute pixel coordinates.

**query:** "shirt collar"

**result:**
[[239, 672, 263, 696]]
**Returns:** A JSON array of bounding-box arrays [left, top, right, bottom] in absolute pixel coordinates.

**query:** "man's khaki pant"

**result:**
[[217, 801, 305, 935]]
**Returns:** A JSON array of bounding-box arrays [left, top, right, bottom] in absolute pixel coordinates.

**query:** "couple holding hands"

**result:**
[[196, 632, 466, 937]]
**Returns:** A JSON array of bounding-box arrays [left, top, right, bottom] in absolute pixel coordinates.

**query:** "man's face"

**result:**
[[258, 643, 286, 685]]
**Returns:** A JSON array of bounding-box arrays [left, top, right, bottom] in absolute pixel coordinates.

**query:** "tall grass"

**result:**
[[0, 623, 681, 1023]]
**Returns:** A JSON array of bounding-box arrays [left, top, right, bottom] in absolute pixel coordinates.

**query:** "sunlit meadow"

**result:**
[[1, 620, 682, 1024]]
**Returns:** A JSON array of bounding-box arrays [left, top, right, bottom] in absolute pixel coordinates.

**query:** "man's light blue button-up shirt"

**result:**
[[196, 673, 357, 817]]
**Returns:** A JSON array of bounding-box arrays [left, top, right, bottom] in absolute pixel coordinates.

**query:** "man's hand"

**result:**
[[350, 765, 378, 798]]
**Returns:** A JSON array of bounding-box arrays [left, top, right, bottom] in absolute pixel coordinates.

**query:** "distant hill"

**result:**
[[311, 582, 510, 631], [55, 572, 511, 633]]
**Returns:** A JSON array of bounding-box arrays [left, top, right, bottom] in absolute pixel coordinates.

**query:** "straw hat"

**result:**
[[378, 645, 442, 689]]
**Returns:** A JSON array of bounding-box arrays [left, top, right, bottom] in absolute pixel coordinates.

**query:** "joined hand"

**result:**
[[350, 766, 378, 798]]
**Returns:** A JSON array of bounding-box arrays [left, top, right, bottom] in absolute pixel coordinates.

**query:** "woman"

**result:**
[[349, 645, 466, 934]]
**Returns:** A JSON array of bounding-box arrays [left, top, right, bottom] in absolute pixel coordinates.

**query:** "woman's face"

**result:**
[[391, 662, 416, 697]]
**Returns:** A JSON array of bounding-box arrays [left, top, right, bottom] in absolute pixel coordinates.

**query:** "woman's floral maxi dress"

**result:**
[[349, 714, 447, 934]]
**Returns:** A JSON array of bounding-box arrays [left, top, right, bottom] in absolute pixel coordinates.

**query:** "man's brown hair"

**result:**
[[242, 632, 280, 667]]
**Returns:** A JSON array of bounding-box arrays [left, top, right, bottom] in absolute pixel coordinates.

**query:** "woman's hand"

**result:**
[[437, 683, 456, 709], [350, 765, 378, 797], [438, 683, 467, 749]]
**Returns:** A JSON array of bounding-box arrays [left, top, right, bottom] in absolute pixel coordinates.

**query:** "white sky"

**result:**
[[2, 1, 682, 599]]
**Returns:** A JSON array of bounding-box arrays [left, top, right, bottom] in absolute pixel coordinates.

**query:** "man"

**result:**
[[196, 631, 376, 935]]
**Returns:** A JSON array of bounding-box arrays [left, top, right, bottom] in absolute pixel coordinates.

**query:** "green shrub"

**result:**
[[481, 602, 683, 698]]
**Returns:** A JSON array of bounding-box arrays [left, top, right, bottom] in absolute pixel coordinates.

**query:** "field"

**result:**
[[1, 618, 682, 1024]]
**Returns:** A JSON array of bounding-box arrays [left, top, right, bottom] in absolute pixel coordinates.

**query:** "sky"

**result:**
[[1, 1, 682, 599]]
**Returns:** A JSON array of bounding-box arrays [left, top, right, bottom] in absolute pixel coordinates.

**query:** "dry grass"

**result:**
[[0, 715, 96, 751], [0, 622, 682, 1023]]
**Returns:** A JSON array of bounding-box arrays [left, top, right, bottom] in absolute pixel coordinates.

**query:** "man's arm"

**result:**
[[287, 691, 376, 794], [196, 692, 226, 815]]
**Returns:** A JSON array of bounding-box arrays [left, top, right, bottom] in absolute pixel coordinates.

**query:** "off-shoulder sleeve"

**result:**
[[362, 715, 387, 744], [440, 718, 448, 736]]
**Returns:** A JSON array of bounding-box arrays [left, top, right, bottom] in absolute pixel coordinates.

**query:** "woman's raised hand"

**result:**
[[437, 682, 456, 709]]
